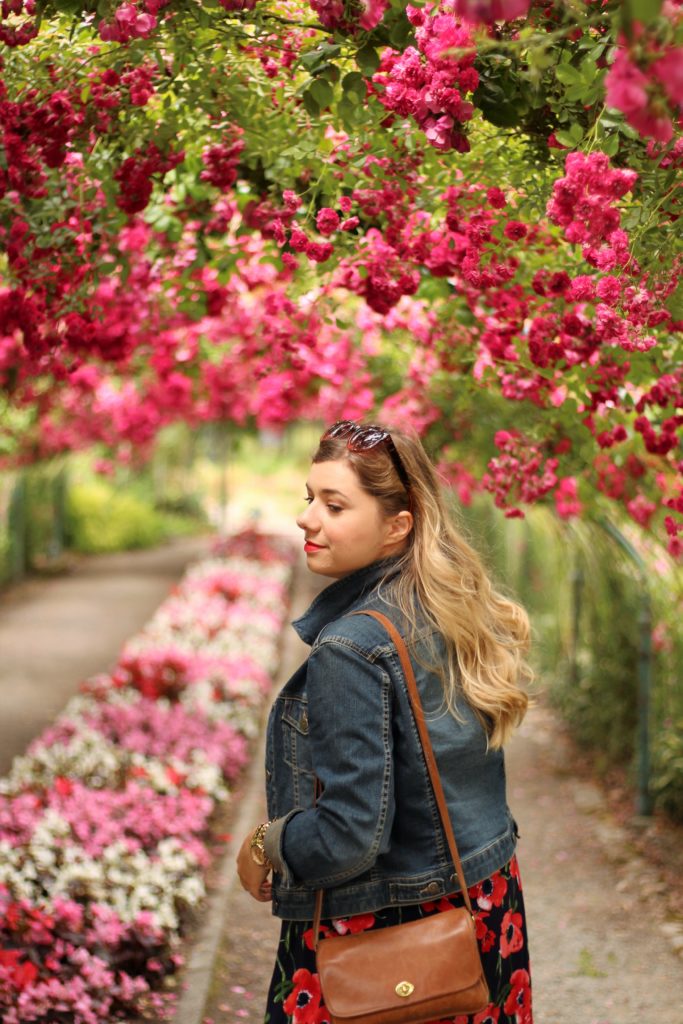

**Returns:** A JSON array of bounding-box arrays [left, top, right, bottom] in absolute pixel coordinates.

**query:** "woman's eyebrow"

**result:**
[[305, 485, 349, 498]]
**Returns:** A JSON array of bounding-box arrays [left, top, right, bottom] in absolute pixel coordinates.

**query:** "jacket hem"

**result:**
[[271, 824, 517, 922]]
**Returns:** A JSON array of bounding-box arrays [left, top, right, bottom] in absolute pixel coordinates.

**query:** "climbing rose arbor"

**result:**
[[0, 0, 681, 554]]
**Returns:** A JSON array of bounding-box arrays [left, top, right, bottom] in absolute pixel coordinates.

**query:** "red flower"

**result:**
[[473, 1007, 501, 1024], [306, 241, 334, 263], [283, 968, 323, 1024], [289, 229, 309, 253], [0, 949, 39, 990], [419, 896, 453, 913], [332, 913, 376, 935], [555, 477, 582, 520], [473, 912, 497, 953], [487, 187, 506, 208], [53, 776, 74, 798], [303, 924, 331, 950], [500, 910, 524, 957], [503, 968, 532, 1022], [316, 208, 340, 236], [503, 220, 528, 240], [475, 871, 508, 911]]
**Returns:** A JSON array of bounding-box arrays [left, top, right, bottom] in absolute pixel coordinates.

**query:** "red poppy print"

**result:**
[[474, 1007, 501, 1024], [303, 924, 331, 950], [475, 871, 508, 911], [419, 896, 454, 913], [509, 856, 522, 887], [474, 911, 497, 953], [503, 968, 532, 1023], [500, 910, 524, 957], [283, 968, 323, 1024], [331, 913, 376, 935]]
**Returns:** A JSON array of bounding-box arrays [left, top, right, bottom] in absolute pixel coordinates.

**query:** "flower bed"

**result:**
[[0, 528, 296, 1024]]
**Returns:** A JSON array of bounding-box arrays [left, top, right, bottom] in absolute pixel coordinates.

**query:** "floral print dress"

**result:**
[[265, 855, 532, 1024]]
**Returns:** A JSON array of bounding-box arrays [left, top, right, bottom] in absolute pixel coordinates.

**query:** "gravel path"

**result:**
[[508, 707, 683, 1023]]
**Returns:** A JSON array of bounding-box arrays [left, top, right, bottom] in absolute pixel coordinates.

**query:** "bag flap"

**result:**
[[316, 907, 483, 1019]]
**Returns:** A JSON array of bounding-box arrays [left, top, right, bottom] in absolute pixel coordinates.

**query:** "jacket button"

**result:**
[[420, 881, 441, 896], [266, 769, 272, 781], [300, 712, 309, 733], [450, 873, 458, 886]]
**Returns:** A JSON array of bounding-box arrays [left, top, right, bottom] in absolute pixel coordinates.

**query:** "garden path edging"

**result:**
[[173, 555, 319, 1024]]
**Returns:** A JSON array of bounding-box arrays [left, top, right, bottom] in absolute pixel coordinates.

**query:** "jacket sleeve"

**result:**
[[266, 637, 396, 889]]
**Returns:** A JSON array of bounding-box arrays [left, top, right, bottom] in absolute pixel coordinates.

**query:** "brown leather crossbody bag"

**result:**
[[313, 610, 490, 1024]]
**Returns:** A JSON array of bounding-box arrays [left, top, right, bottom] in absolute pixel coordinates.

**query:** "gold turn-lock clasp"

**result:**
[[395, 981, 415, 998]]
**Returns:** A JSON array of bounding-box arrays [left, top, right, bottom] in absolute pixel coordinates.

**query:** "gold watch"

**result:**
[[250, 821, 273, 868]]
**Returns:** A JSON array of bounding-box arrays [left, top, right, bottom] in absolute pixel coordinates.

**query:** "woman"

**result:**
[[237, 421, 533, 1024]]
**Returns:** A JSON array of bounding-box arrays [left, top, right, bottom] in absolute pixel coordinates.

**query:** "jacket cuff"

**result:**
[[263, 810, 302, 883]]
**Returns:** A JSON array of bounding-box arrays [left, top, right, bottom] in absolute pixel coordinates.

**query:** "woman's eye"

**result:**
[[327, 505, 342, 514], [303, 496, 313, 504]]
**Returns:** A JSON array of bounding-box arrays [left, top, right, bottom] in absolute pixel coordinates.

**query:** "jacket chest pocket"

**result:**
[[282, 697, 314, 776]]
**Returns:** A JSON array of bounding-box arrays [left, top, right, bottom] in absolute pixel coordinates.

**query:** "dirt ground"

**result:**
[[1, 537, 681, 1024]]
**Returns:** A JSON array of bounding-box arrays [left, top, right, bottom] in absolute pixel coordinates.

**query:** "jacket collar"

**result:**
[[292, 556, 402, 646]]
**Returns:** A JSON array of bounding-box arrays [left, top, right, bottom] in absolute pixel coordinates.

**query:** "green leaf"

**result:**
[[356, 44, 380, 76], [664, 280, 683, 320], [553, 129, 580, 148], [302, 88, 320, 117], [627, 0, 663, 24], [601, 133, 620, 156], [310, 79, 334, 108], [342, 72, 366, 99], [587, 43, 607, 61], [300, 48, 326, 70], [338, 98, 359, 130], [555, 64, 582, 85], [389, 17, 414, 48]]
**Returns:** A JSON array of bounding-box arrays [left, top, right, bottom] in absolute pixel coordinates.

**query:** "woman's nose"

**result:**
[[296, 504, 318, 532], [296, 508, 311, 531]]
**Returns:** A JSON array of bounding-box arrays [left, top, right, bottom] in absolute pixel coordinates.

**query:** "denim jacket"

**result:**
[[263, 557, 518, 922]]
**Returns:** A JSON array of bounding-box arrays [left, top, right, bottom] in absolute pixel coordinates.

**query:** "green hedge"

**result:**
[[65, 481, 205, 554]]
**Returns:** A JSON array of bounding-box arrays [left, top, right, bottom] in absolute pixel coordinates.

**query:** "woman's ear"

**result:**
[[386, 510, 413, 545]]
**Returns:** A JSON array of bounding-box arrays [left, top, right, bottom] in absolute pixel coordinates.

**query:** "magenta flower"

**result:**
[[605, 46, 674, 143], [454, 0, 530, 23], [316, 208, 341, 236]]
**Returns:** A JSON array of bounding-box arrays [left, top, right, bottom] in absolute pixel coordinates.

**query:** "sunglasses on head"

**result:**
[[321, 421, 412, 496]]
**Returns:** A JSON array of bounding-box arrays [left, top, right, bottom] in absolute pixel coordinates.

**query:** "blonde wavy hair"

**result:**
[[313, 424, 532, 749]]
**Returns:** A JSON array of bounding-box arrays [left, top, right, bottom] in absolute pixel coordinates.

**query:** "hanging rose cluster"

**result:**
[[605, 27, 683, 144], [373, 3, 478, 152]]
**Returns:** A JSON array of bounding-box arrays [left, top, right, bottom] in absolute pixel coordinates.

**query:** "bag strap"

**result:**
[[312, 609, 474, 949]]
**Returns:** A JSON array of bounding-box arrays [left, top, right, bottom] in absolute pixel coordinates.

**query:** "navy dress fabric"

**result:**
[[265, 855, 532, 1024]]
